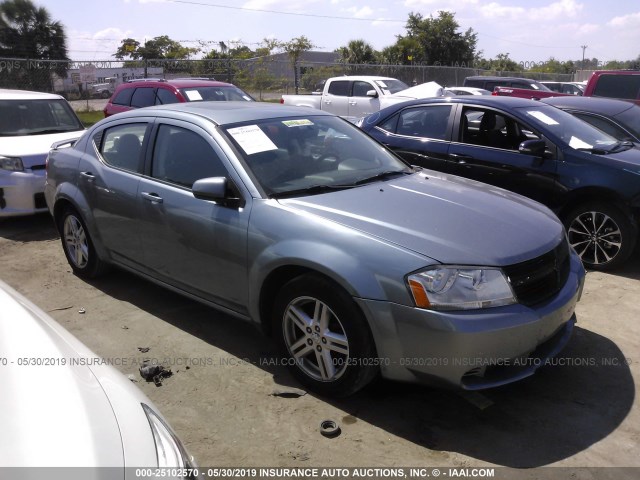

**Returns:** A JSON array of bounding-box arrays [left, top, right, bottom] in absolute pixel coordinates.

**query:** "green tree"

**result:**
[[281, 35, 315, 94], [114, 35, 198, 60], [336, 39, 377, 65], [529, 57, 575, 74], [0, 0, 69, 90], [393, 11, 478, 66]]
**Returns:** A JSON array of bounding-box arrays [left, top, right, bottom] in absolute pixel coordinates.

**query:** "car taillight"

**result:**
[[280, 98, 284, 104]]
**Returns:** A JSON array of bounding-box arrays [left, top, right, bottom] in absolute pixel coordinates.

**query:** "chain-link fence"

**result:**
[[0, 57, 575, 101]]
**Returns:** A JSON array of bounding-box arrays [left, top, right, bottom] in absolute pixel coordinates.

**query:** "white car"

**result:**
[[444, 87, 492, 96], [0, 280, 196, 474], [0, 89, 84, 217]]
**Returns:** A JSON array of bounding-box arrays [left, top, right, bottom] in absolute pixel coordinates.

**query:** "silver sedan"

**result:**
[[45, 102, 585, 396]]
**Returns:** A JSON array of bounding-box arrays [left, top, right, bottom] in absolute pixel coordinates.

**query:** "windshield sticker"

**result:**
[[282, 119, 314, 127], [227, 125, 278, 155], [242, 95, 252, 101], [527, 111, 559, 125], [569, 136, 593, 149], [184, 90, 203, 101], [375, 81, 388, 88]]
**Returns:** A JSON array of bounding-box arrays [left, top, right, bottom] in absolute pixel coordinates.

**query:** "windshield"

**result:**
[[178, 86, 254, 102], [222, 116, 411, 197], [375, 79, 410, 94], [0, 99, 84, 137], [519, 105, 619, 150]]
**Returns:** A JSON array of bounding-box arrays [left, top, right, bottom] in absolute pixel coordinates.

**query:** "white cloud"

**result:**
[[607, 11, 640, 27], [345, 6, 374, 18], [478, 0, 582, 21]]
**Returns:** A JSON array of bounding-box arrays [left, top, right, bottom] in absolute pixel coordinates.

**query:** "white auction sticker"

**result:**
[[227, 125, 278, 155], [184, 90, 203, 101]]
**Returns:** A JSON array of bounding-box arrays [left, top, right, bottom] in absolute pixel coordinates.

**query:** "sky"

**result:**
[[33, 0, 640, 65]]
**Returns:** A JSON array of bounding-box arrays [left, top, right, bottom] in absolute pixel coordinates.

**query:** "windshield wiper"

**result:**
[[608, 141, 634, 153], [576, 141, 634, 155], [270, 183, 357, 199], [575, 146, 610, 155], [352, 169, 413, 185]]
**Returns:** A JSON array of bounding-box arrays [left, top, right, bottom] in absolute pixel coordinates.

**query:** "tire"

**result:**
[[101, 91, 110, 99], [272, 273, 379, 397], [564, 202, 637, 271], [59, 207, 108, 279]]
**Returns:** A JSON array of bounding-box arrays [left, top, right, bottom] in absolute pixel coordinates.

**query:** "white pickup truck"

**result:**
[[279, 76, 443, 118]]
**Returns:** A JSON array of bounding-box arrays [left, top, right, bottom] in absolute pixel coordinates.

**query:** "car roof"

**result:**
[[465, 76, 542, 83], [541, 95, 636, 116], [0, 88, 65, 100], [379, 95, 544, 111], [122, 79, 236, 88], [119, 100, 335, 125]]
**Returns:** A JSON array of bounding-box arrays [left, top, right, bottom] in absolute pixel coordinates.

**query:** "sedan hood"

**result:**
[[0, 286, 123, 467], [0, 130, 83, 168], [280, 172, 564, 266]]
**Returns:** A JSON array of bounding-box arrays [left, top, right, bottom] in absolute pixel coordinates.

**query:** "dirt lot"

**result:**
[[1, 214, 639, 474]]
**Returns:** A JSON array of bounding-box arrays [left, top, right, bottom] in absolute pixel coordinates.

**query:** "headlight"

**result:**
[[408, 266, 516, 310], [142, 403, 195, 470], [0, 155, 24, 171]]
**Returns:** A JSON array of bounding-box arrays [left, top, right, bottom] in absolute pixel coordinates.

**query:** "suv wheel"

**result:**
[[59, 207, 108, 278], [273, 273, 378, 397], [565, 202, 637, 270]]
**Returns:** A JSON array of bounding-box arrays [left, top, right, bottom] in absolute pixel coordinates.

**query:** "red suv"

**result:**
[[103, 78, 255, 117], [583, 70, 640, 105]]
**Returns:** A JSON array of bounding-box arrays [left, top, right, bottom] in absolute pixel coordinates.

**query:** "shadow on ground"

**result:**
[[88, 268, 635, 468], [0, 214, 58, 242]]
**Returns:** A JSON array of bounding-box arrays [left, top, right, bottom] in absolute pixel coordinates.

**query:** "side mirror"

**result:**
[[366, 89, 379, 98], [519, 139, 546, 157], [192, 177, 227, 201]]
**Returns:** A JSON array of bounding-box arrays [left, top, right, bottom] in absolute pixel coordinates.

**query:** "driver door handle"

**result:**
[[141, 192, 163, 204]]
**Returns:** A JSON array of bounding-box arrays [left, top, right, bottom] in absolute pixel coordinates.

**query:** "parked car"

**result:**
[[0, 89, 84, 217], [359, 96, 640, 270], [0, 280, 195, 471], [540, 81, 584, 95], [103, 78, 255, 117], [46, 101, 584, 397], [542, 96, 640, 144], [444, 87, 491, 96], [583, 70, 640, 105], [463, 76, 552, 92]]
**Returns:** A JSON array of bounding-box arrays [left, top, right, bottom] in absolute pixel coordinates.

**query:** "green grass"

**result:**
[[76, 110, 104, 128]]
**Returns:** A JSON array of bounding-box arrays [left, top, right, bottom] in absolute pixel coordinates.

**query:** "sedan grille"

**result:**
[[503, 239, 570, 306]]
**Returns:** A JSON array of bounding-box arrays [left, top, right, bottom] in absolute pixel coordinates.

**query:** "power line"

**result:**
[[165, 0, 404, 23]]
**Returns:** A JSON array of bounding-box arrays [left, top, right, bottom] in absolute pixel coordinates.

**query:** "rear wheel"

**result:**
[[565, 202, 636, 270], [59, 207, 108, 278], [272, 273, 378, 397]]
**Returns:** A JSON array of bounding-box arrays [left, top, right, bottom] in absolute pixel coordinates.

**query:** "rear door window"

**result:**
[[111, 88, 134, 106], [99, 123, 147, 173], [130, 88, 156, 108], [327, 80, 350, 96]]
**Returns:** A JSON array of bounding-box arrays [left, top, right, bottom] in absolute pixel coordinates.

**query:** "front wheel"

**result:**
[[272, 274, 378, 397], [59, 207, 108, 278], [564, 202, 637, 271]]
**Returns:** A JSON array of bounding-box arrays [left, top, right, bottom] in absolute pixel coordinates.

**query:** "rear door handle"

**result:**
[[80, 171, 95, 182], [449, 153, 473, 164], [141, 192, 163, 204]]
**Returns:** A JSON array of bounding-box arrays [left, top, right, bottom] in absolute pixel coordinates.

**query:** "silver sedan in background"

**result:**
[[45, 102, 585, 397]]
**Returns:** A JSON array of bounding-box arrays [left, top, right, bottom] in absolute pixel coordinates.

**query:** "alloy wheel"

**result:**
[[63, 215, 89, 269], [568, 210, 622, 266]]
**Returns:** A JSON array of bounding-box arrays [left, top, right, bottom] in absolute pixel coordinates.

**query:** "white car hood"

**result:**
[[391, 81, 444, 99], [0, 286, 123, 467], [0, 130, 84, 168]]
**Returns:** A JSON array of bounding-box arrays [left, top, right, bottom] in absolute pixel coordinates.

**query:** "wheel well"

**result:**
[[258, 266, 349, 336], [52, 199, 75, 233], [558, 188, 632, 223]]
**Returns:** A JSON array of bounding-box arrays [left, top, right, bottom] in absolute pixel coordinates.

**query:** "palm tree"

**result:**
[[336, 40, 377, 65], [0, 0, 69, 90]]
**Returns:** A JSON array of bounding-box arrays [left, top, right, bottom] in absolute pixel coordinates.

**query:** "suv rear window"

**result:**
[[112, 88, 134, 106], [130, 88, 156, 108], [593, 75, 640, 100]]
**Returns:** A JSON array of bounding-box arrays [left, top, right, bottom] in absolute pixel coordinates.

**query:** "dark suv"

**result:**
[[463, 76, 552, 92], [103, 78, 254, 117], [360, 96, 640, 270]]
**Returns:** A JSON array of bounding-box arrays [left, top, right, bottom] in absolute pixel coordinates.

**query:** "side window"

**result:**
[[327, 81, 350, 96], [112, 88, 133, 106], [461, 108, 538, 150], [396, 106, 452, 140], [99, 123, 147, 172], [352, 81, 373, 97], [130, 88, 156, 108], [151, 125, 227, 188], [379, 113, 399, 133], [593, 75, 640, 100], [573, 113, 628, 141], [156, 88, 180, 105]]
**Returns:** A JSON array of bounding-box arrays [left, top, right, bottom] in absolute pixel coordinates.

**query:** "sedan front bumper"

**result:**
[[356, 249, 586, 389]]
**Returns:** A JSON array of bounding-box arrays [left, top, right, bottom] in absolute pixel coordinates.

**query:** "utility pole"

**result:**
[[581, 45, 587, 71]]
